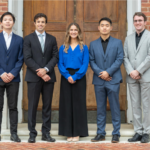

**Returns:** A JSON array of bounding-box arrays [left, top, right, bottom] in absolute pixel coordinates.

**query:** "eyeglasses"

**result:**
[[134, 20, 144, 23]]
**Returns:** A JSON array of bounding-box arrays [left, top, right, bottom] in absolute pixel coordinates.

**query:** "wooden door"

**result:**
[[23, 0, 127, 112]]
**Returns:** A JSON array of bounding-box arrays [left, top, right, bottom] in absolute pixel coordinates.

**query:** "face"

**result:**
[[1, 15, 14, 30], [98, 20, 112, 35], [69, 25, 79, 39], [34, 17, 46, 33], [133, 15, 146, 32]]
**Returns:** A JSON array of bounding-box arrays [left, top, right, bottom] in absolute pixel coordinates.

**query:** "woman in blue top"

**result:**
[[58, 23, 89, 142]]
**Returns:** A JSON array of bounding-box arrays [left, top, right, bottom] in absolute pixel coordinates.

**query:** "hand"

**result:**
[[105, 77, 112, 81], [41, 74, 51, 82], [99, 71, 109, 80], [1, 73, 11, 83], [130, 70, 140, 79], [68, 76, 76, 84], [7, 73, 15, 82], [36, 68, 47, 77], [135, 75, 141, 80]]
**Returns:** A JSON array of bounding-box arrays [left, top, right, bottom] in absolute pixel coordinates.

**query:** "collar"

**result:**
[[101, 36, 110, 43], [35, 30, 46, 36], [136, 29, 145, 37], [3, 30, 13, 37]]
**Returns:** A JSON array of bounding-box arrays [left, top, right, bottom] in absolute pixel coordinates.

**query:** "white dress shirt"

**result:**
[[3, 30, 13, 49], [35, 30, 49, 72]]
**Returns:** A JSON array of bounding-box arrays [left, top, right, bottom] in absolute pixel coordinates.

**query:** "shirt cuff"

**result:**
[[44, 67, 49, 73], [0, 73, 5, 77]]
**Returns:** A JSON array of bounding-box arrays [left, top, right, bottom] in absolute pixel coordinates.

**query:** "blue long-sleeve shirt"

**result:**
[[58, 44, 89, 81]]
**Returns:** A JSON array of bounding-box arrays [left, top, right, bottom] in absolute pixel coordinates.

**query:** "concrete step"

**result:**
[[1, 123, 135, 143]]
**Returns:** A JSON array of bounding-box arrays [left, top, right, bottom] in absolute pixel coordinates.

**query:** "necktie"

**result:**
[[39, 34, 44, 53]]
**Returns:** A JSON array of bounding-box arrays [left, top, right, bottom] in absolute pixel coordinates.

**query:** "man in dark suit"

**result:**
[[89, 18, 124, 143], [23, 13, 59, 143], [0, 12, 23, 142]]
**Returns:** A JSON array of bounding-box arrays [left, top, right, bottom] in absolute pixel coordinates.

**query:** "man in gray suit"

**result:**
[[124, 12, 150, 143]]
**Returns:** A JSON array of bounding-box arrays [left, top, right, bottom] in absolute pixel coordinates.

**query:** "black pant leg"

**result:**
[[27, 80, 42, 137], [6, 82, 19, 134], [0, 82, 5, 134], [41, 82, 54, 135]]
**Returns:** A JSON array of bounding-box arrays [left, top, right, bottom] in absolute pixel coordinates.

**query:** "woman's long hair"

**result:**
[[64, 23, 84, 53]]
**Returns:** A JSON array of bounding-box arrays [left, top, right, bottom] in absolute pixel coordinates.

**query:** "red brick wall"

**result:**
[[142, 0, 150, 30], [0, 0, 8, 32]]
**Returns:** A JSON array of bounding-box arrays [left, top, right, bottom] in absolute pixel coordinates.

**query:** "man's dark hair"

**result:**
[[99, 17, 112, 25], [0, 12, 15, 23], [133, 12, 147, 22], [34, 13, 47, 23]]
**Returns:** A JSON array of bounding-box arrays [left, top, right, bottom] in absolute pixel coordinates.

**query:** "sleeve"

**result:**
[[72, 45, 89, 81], [45, 37, 59, 72], [136, 38, 150, 75], [23, 36, 41, 72], [10, 38, 24, 77], [89, 42, 104, 76], [106, 40, 124, 76], [58, 45, 71, 79], [123, 37, 134, 75]]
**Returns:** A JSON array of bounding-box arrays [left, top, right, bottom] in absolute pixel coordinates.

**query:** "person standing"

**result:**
[[0, 12, 24, 142], [58, 23, 89, 142], [23, 13, 59, 143], [90, 17, 124, 143], [124, 12, 150, 143]]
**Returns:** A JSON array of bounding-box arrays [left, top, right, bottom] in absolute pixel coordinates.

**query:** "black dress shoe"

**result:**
[[42, 133, 56, 142], [28, 137, 36, 143], [112, 135, 119, 143], [10, 134, 21, 142], [91, 134, 105, 142], [141, 134, 150, 143], [128, 133, 142, 142]]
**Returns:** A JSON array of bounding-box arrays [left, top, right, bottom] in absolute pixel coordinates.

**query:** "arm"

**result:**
[[10, 38, 24, 77], [136, 38, 150, 75], [45, 37, 59, 72], [72, 45, 89, 81], [89, 42, 104, 76], [106, 40, 124, 76], [123, 37, 134, 75], [23, 36, 41, 72], [58, 45, 71, 79]]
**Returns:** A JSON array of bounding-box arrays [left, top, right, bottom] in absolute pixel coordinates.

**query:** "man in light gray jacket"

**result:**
[[124, 12, 150, 143]]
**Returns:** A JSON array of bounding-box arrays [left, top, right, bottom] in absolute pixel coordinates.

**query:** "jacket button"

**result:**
[[43, 57, 44, 58], [104, 60, 106, 62]]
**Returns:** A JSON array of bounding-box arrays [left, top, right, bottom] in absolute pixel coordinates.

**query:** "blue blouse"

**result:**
[[58, 44, 89, 81]]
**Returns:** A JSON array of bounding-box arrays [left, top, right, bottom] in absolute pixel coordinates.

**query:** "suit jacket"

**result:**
[[0, 32, 23, 82], [23, 32, 59, 82], [124, 29, 150, 83], [89, 36, 124, 85]]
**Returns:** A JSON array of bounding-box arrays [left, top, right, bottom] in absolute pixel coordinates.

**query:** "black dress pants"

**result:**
[[0, 82, 19, 134], [59, 69, 88, 137], [27, 79, 54, 137]]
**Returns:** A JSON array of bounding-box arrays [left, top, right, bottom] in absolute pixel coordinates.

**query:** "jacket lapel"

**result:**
[[136, 29, 148, 55], [33, 32, 43, 55], [43, 33, 49, 55], [0, 32, 7, 51], [7, 33, 16, 54], [97, 38, 105, 59], [104, 36, 113, 59]]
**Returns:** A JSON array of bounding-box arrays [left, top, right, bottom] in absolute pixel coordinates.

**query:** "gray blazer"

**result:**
[[124, 29, 150, 83]]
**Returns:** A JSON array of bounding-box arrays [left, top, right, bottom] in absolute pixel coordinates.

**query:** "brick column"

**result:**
[[142, 0, 150, 30], [0, 0, 8, 32]]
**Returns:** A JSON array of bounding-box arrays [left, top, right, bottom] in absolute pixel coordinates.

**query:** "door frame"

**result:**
[[2, 0, 141, 129]]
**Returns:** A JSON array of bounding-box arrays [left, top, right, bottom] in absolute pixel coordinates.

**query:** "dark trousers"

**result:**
[[0, 82, 19, 134], [95, 82, 121, 136], [59, 69, 88, 137], [27, 79, 54, 137]]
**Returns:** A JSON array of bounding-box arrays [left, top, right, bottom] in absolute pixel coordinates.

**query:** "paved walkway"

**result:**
[[0, 143, 150, 150]]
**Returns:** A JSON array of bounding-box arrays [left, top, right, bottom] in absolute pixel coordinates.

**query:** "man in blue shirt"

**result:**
[[0, 12, 23, 142], [89, 17, 124, 143]]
